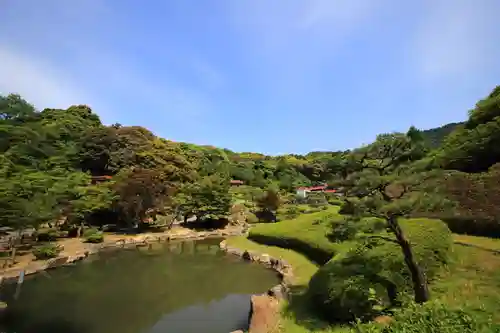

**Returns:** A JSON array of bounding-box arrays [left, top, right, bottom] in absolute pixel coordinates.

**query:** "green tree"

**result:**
[[256, 188, 282, 222], [180, 174, 232, 223], [333, 132, 448, 303], [112, 168, 171, 229]]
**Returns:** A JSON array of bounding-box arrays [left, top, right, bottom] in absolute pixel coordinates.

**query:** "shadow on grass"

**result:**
[[280, 285, 338, 332]]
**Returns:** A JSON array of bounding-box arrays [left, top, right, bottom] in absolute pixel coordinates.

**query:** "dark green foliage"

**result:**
[[36, 230, 63, 242], [33, 243, 62, 260], [307, 219, 451, 323], [420, 122, 464, 149], [427, 164, 500, 237], [436, 86, 500, 173]]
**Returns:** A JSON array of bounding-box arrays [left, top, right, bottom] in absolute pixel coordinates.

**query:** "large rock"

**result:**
[[248, 295, 280, 333], [267, 283, 289, 300]]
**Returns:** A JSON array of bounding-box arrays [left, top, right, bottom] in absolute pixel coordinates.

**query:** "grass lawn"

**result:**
[[433, 238, 500, 323], [453, 234, 500, 252], [226, 236, 319, 287], [225, 236, 345, 333], [229, 210, 500, 333], [248, 206, 345, 264]]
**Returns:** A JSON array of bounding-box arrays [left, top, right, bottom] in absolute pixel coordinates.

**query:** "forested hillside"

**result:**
[[1, 85, 499, 235], [420, 122, 463, 148]]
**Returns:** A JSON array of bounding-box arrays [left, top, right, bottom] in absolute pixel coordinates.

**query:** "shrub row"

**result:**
[[248, 207, 342, 264]]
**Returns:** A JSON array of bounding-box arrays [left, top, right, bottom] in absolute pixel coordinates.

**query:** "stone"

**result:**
[[258, 254, 271, 265], [47, 256, 69, 268], [242, 250, 253, 261], [249, 295, 280, 333], [267, 283, 289, 300]]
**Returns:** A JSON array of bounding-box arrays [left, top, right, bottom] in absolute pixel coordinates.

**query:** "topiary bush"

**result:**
[[307, 218, 452, 323], [84, 228, 104, 243], [246, 212, 259, 224], [33, 243, 62, 260]]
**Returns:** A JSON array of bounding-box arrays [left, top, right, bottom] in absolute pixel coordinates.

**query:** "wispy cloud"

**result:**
[[0, 0, 219, 129], [299, 0, 382, 31], [0, 46, 94, 111], [409, 0, 500, 82]]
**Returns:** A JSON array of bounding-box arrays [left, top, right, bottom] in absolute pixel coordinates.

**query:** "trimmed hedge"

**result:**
[[248, 207, 343, 264], [307, 218, 452, 323]]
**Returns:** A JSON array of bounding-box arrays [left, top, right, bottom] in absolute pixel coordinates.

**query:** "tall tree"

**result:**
[[333, 132, 447, 303], [112, 168, 171, 228]]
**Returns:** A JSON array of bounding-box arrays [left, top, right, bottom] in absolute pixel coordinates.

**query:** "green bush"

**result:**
[[33, 244, 62, 260], [246, 212, 259, 224], [354, 302, 495, 333], [37, 229, 66, 242], [83, 228, 100, 238], [308, 218, 452, 323], [84, 228, 104, 243]]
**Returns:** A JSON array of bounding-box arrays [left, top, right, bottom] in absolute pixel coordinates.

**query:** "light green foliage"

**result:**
[[84, 228, 104, 243], [181, 174, 232, 221], [354, 302, 494, 333], [33, 243, 62, 260], [249, 207, 343, 264]]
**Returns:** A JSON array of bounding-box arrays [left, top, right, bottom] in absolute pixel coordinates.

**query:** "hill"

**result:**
[[420, 122, 464, 148]]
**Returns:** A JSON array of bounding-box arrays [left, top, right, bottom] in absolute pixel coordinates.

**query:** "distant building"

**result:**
[[296, 184, 339, 198], [230, 180, 244, 186], [91, 175, 112, 184]]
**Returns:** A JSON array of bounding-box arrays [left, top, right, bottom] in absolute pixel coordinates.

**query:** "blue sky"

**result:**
[[1, 0, 499, 155]]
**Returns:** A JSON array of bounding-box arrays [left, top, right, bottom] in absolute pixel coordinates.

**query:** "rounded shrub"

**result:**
[[246, 212, 259, 224], [37, 229, 66, 242], [308, 218, 452, 323], [84, 228, 104, 243], [33, 243, 62, 260]]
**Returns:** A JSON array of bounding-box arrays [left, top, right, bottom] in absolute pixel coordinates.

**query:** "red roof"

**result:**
[[297, 185, 329, 191], [230, 180, 244, 185], [91, 175, 112, 180], [324, 189, 337, 193]]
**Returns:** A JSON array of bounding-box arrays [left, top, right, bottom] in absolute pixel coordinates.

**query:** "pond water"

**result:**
[[0, 238, 280, 333]]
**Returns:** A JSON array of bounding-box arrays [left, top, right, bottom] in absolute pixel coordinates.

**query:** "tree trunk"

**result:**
[[388, 216, 429, 303]]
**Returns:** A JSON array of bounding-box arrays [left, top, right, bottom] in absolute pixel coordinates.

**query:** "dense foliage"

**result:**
[[307, 218, 451, 322]]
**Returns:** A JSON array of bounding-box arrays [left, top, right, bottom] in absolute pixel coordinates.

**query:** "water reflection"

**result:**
[[0, 238, 279, 333]]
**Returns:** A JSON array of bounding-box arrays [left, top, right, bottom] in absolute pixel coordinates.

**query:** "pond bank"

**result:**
[[219, 239, 294, 333], [0, 225, 247, 283]]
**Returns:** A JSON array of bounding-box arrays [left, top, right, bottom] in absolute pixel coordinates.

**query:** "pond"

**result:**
[[0, 238, 280, 333]]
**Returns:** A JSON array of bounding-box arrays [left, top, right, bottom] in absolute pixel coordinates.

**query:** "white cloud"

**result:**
[[0, 0, 217, 126], [0, 46, 93, 110], [410, 0, 500, 81], [299, 0, 381, 31]]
